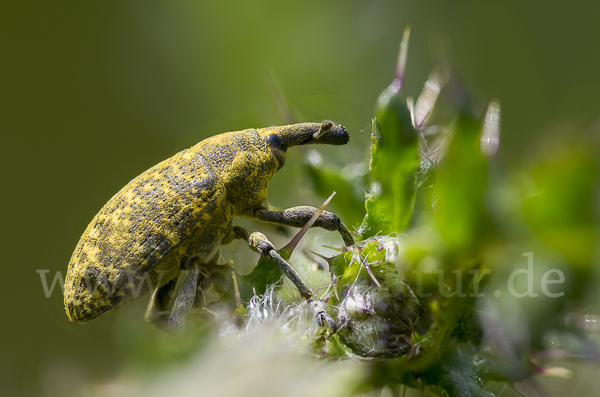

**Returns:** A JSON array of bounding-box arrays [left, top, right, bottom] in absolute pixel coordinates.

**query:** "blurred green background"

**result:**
[[2, 1, 600, 396]]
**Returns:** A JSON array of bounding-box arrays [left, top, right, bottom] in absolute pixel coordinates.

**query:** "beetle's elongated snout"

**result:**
[[264, 121, 349, 150]]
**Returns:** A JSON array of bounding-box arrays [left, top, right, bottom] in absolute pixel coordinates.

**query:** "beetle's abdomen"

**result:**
[[64, 150, 228, 322]]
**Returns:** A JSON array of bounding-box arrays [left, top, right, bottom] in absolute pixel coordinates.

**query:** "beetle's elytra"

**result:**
[[64, 122, 354, 330]]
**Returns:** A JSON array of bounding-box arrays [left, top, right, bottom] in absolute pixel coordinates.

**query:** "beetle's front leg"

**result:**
[[233, 226, 337, 332], [254, 207, 354, 247]]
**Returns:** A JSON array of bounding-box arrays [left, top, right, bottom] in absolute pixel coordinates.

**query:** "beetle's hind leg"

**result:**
[[145, 257, 202, 331], [234, 226, 338, 333]]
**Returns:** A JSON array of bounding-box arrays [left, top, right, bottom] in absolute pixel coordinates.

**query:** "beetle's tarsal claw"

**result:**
[[315, 313, 325, 327], [308, 299, 338, 333], [323, 313, 338, 333]]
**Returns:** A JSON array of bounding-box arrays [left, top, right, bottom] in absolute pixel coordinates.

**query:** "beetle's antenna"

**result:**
[[313, 120, 335, 139]]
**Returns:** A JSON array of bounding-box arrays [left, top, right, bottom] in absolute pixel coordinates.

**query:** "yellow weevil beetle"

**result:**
[[64, 121, 354, 330]]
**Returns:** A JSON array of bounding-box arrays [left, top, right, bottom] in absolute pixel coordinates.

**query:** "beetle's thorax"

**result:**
[[192, 129, 280, 216]]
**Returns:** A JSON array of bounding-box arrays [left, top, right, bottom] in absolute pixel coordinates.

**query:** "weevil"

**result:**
[[64, 121, 354, 331]]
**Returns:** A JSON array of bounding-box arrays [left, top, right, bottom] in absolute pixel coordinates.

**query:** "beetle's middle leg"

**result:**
[[254, 207, 354, 247], [233, 226, 337, 332]]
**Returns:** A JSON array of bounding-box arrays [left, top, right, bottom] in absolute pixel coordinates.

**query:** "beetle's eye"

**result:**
[[266, 134, 283, 150]]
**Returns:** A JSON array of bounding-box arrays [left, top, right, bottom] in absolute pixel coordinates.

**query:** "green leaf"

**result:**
[[240, 256, 282, 301], [436, 346, 495, 397], [369, 84, 420, 232], [357, 193, 392, 239], [359, 29, 420, 235], [434, 115, 488, 254], [369, 118, 384, 170]]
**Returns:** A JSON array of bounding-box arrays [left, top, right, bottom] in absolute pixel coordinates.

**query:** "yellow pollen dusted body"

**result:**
[[64, 121, 354, 330]]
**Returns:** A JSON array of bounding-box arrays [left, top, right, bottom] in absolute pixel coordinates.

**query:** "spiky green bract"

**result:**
[[367, 83, 421, 236]]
